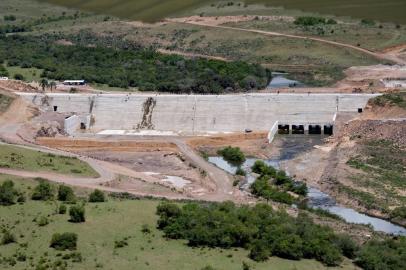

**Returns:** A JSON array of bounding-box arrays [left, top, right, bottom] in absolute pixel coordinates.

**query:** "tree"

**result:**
[[57, 185, 76, 202], [50, 233, 77, 250], [217, 146, 246, 166], [69, 205, 85, 223], [13, 73, 24, 81], [40, 78, 48, 92], [49, 81, 57, 92], [0, 180, 19, 205], [88, 189, 106, 203], [31, 180, 54, 201], [1, 230, 16, 245]]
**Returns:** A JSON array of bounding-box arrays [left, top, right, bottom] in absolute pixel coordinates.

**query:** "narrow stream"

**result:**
[[208, 136, 406, 235]]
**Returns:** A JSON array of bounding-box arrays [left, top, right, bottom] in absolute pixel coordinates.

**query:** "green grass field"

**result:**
[[37, 0, 406, 24], [4, 64, 43, 83], [227, 18, 406, 51], [0, 175, 359, 270], [0, 144, 99, 178]]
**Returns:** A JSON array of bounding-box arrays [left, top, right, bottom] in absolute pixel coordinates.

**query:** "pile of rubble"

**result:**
[[338, 119, 406, 147]]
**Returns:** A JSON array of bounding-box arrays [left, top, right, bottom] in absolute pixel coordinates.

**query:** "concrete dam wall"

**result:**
[[18, 93, 379, 134]]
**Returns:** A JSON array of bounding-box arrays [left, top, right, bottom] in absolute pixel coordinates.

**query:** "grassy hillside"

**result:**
[[0, 175, 358, 270], [37, 0, 406, 24], [0, 145, 99, 177]]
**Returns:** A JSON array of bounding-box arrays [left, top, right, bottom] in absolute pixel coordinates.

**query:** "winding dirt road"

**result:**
[[168, 17, 406, 65]]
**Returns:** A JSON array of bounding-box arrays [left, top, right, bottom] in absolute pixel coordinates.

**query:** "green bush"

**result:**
[[57, 185, 76, 202], [69, 205, 85, 223], [355, 237, 406, 270], [1, 230, 16, 245], [31, 180, 54, 201], [88, 189, 106, 203], [0, 180, 19, 205], [294, 16, 334, 26], [36, 216, 49, 227], [59, 204, 67, 214], [0, 34, 270, 93], [13, 73, 24, 81], [157, 202, 346, 266], [236, 167, 246, 176], [50, 233, 77, 250], [334, 234, 359, 259], [4, 15, 17, 21], [217, 146, 246, 166], [390, 206, 406, 219]]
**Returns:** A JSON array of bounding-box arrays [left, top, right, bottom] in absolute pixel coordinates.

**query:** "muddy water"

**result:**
[[209, 135, 406, 235]]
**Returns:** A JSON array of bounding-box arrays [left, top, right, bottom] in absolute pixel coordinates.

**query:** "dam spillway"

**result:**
[[18, 93, 379, 135]]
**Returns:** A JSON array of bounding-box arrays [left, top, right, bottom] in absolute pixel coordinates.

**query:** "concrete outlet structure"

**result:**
[[18, 93, 379, 136]]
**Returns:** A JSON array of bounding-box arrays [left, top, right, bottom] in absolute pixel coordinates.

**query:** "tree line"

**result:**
[[0, 34, 271, 93], [156, 201, 406, 269]]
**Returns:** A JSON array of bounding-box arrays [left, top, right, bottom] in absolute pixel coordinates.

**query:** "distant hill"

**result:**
[[39, 0, 406, 24]]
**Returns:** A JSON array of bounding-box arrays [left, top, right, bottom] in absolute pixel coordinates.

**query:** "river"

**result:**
[[208, 136, 406, 235]]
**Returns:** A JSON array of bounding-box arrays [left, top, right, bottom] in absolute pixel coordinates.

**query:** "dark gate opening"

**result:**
[[291, 125, 305, 134], [278, 124, 290, 134], [309, 125, 322, 135], [80, 123, 86, 130], [53, 106, 58, 112], [324, 125, 333, 135]]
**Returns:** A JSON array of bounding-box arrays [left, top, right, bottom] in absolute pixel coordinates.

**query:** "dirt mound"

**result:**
[[337, 119, 406, 147], [36, 137, 179, 152], [0, 80, 39, 93]]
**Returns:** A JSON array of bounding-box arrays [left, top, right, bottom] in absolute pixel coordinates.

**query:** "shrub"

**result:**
[[157, 202, 345, 266], [114, 239, 128, 248], [0, 180, 19, 205], [294, 16, 328, 26], [13, 73, 24, 80], [50, 233, 77, 250], [334, 234, 359, 259], [57, 185, 76, 202], [1, 230, 16, 245], [88, 189, 106, 203], [4, 15, 16, 21], [141, 224, 151, 234], [217, 146, 246, 166], [236, 167, 246, 176], [390, 206, 406, 220], [36, 216, 49, 227], [59, 204, 67, 214], [69, 205, 85, 223], [31, 180, 54, 201]]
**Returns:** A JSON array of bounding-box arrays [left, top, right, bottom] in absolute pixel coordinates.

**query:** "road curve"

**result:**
[[170, 18, 406, 65]]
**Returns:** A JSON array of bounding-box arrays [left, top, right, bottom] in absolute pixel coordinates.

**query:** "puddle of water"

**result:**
[[268, 74, 303, 89], [162, 175, 191, 189], [208, 136, 406, 235]]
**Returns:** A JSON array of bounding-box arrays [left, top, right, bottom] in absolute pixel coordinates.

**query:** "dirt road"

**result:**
[[168, 17, 406, 65], [169, 138, 235, 200]]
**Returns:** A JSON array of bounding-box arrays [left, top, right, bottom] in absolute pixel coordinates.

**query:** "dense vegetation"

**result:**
[[217, 146, 246, 166], [157, 201, 356, 266], [355, 237, 406, 270], [294, 16, 337, 26], [250, 160, 308, 204], [0, 34, 270, 93], [50, 233, 78, 251]]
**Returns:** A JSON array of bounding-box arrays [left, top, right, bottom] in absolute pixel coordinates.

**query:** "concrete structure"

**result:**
[[18, 93, 379, 135], [64, 114, 91, 135], [380, 78, 406, 88]]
